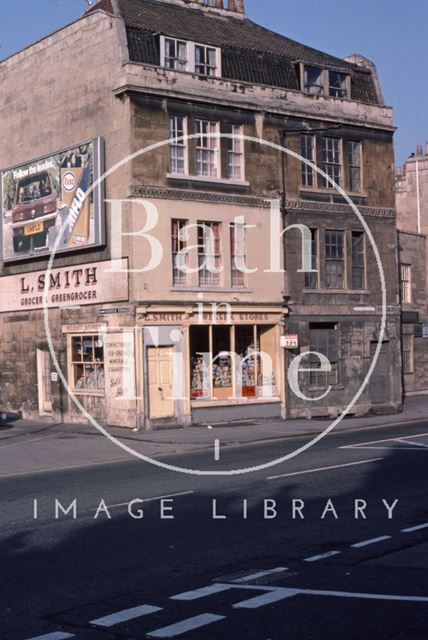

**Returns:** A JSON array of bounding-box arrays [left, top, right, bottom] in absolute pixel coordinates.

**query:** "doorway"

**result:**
[[148, 346, 174, 420], [37, 349, 53, 415]]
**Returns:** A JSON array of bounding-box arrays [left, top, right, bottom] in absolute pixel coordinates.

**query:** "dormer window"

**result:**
[[329, 71, 348, 98], [160, 37, 221, 78], [195, 45, 218, 76], [164, 38, 188, 71], [304, 66, 324, 96], [302, 65, 350, 99]]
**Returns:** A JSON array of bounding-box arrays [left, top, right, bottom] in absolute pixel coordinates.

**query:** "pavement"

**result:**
[[0, 395, 427, 477]]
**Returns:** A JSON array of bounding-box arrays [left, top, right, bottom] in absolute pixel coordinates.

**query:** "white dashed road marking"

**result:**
[[351, 535, 392, 548], [171, 584, 231, 601], [146, 613, 225, 638], [233, 567, 289, 583], [268, 458, 382, 480], [26, 633, 75, 640], [233, 588, 299, 609], [304, 551, 341, 562], [402, 522, 428, 533], [91, 604, 162, 627]]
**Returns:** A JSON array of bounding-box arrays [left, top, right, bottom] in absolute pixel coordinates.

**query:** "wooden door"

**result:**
[[148, 347, 174, 419]]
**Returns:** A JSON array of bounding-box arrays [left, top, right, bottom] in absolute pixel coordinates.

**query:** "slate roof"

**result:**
[[90, 0, 380, 104]]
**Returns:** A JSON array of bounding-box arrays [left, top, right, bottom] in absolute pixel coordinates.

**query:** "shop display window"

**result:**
[[71, 334, 105, 393], [189, 324, 278, 401]]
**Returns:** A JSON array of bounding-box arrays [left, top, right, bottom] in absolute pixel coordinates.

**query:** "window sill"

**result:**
[[191, 397, 280, 408], [309, 385, 344, 392], [167, 173, 249, 187], [170, 287, 252, 293], [303, 288, 369, 294], [300, 186, 366, 197], [73, 390, 105, 397]]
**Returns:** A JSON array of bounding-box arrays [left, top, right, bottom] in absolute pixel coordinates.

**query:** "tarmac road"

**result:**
[[0, 421, 427, 640]]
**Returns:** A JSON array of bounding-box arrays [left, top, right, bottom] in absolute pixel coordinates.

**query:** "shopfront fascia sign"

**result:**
[[0, 258, 128, 314], [139, 306, 286, 325]]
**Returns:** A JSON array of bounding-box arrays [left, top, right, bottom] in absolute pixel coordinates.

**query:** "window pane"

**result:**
[[329, 71, 348, 98], [301, 135, 314, 187], [198, 221, 221, 286], [72, 335, 104, 392], [351, 232, 365, 289], [172, 219, 188, 285], [308, 323, 339, 387], [322, 138, 341, 187], [325, 230, 344, 288], [400, 264, 411, 303], [305, 229, 318, 288], [304, 66, 324, 95]]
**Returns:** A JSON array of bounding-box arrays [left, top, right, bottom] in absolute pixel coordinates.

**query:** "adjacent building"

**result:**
[[396, 145, 428, 396], [0, 0, 402, 427]]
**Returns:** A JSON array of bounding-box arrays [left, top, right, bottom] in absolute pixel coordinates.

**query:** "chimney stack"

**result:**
[[416, 144, 423, 157]]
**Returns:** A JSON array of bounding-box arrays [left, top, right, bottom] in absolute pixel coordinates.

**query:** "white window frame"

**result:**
[[195, 119, 221, 178], [168, 115, 188, 176], [347, 140, 363, 193], [189, 42, 222, 78], [321, 137, 342, 189], [301, 134, 315, 187], [226, 124, 245, 181], [160, 36, 189, 71], [68, 333, 105, 396]]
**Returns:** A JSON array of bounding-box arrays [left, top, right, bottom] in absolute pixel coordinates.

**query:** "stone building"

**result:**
[[396, 145, 428, 396], [0, 0, 401, 427]]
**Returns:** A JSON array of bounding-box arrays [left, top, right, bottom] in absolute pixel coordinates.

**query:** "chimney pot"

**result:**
[[395, 166, 402, 178], [235, 0, 245, 12], [417, 144, 423, 157], [215, 0, 223, 7], [227, 0, 235, 10]]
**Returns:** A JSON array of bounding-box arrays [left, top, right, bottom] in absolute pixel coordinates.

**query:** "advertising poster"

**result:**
[[0, 138, 105, 261]]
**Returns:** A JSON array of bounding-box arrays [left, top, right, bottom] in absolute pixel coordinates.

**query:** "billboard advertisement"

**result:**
[[0, 138, 105, 262]]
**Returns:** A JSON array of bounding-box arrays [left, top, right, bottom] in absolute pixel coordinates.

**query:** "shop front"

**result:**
[[138, 305, 287, 426]]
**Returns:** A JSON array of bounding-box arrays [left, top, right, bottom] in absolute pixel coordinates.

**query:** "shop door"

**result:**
[[148, 347, 174, 420], [369, 341, 390, 404], [37, 349, 53, 414]]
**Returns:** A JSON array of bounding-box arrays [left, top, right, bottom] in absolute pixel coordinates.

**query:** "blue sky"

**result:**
[[0, 0, 426, 165]]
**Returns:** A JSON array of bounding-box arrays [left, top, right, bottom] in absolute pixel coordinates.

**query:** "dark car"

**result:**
[[11, 171, 57, 253]]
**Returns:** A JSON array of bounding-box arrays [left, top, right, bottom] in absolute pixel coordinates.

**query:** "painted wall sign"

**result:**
[[0, 138, 105, 262], [0, 259, 128, 314]]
